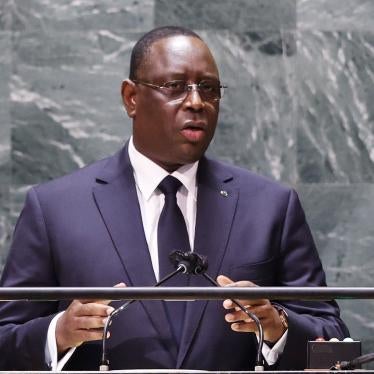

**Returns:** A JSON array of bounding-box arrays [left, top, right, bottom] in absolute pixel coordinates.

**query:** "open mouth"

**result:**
[[181, 121, 206, 142]]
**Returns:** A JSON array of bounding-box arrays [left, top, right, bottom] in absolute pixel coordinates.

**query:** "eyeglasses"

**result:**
[[132, 79, 227, 102]]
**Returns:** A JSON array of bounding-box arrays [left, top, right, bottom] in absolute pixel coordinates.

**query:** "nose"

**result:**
[[183, 84, 204, 111]]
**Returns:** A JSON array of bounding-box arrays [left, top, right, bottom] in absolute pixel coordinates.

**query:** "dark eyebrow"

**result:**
[[168, 75, 220, 82]]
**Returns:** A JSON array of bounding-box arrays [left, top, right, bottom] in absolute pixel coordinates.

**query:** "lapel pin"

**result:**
[[220, 190, 228, 197]]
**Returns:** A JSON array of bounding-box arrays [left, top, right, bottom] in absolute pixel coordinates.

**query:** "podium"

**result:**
[[1, 287, 374, 373], [1, 371, 374, 373]]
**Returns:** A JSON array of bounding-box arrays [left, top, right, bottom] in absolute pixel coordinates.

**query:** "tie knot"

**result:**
[[158, 175, 182, 195]]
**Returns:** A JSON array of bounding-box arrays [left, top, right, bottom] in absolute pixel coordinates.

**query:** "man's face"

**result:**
[[127, 35, 220, 172]]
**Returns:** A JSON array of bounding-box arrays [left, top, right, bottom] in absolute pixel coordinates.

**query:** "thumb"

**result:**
[[216, 274, 235, 287], [114, 282, 127, 288], [98, 282, 127, 307]]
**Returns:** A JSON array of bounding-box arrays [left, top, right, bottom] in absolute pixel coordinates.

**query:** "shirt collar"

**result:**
[[128, 137, 199, 201]]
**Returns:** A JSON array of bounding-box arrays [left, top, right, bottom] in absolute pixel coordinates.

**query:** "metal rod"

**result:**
[[1, 287, 374, 301]]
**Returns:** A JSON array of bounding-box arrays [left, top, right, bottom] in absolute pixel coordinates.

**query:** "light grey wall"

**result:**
[[0, 0, 374, 359]]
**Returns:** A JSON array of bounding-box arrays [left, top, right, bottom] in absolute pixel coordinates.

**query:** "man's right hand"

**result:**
[[55, 282, 125, 354]]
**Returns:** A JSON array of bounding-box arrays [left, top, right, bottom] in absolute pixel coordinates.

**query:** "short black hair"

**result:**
[[129, 26, 202, 80]]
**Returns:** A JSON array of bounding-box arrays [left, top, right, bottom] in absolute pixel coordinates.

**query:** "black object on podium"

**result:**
[[307, 340, 361, 369]]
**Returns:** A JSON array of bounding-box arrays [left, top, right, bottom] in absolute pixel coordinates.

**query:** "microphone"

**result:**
[[182, 251, 265, 371], [100, 250, 265, 371], [169, 250, 208, 275], [99, 250, 201, 371]]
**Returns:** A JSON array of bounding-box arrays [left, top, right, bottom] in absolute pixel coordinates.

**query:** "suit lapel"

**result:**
[[177, 157, 239, 367], [92, 145, 177, 361]]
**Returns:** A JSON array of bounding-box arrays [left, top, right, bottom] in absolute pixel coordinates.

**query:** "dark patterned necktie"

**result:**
[[157, 175, 190, 344]]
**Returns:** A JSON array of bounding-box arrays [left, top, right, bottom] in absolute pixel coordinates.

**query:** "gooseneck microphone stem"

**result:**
[[201, 272, 264, 370], [100, 251, 265, 371], [100, 265, 186, 371]]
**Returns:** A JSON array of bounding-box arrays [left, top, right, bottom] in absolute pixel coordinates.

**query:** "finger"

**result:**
[[223, 299, 255, 310], [225, 310, 252, 323], [75, 315, 110, 330], [225, 306, 262, 322], [218, 276, 261, 310], [223, 300, 234, 310], [216, 275, 234, 286], [78, 298, 113, 305], [76, 302, 114, 317], [217, 275, 256, 288], [79, 282, 126, 304], [114, 282, 126, 287], [224, 299, 269, 311], [231, 320, 258, 333], [229, 280, 257, 288], [224, 311, 256, 324], [217, 276, 241, 310], [217, 275, 257, 288], [228, 302, 272, 320], [247, 303, 272, 318]]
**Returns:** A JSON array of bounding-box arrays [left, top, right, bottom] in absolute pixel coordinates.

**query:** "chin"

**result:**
[[181, 144, 208, 162], [180, 153, 205, 166]]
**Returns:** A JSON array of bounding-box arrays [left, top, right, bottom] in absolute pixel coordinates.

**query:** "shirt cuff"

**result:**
[[45, 311, 76, 371], [261, 329, 288, 366]]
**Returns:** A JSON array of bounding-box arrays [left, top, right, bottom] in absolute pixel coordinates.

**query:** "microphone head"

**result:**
[[169, 250, 208, 274]]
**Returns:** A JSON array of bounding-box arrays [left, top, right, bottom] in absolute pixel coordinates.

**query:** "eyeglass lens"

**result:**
[[163, 80, 224, 100]]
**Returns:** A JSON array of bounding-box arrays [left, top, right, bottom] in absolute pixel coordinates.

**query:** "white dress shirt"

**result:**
[[128, 137, 198, 280], [46, 137, 286, 370]]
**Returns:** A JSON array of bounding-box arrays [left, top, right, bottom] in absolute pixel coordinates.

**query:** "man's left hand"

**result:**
[[217, 275, 287, 344]]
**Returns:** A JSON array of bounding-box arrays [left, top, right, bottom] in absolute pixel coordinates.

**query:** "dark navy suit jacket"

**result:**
[[0, 143, 349, 370]]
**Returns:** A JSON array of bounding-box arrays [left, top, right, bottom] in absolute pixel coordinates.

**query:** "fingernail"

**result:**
[[107, 307, 114, 315]]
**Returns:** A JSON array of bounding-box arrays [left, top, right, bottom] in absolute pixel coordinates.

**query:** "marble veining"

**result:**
[[155, 0, 296, 31], [202, 30, 296, 183], [298, 0, 374, 31], [0, 29, 11, 268], [297, 31, 374, 182], [0, 0, 374, 360]]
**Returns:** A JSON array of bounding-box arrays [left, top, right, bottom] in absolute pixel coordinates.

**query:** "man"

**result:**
[[0, 26, 348, 371]]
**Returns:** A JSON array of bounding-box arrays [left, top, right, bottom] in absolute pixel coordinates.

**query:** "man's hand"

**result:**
[[217, 275, 286, 343], [55, 282, 126, 354]]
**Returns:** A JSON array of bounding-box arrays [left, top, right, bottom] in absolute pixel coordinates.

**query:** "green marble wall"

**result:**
[[0, 0, 373, 360]]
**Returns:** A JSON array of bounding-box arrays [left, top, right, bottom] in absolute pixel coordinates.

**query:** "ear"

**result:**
[[121, 79, 137, 118]]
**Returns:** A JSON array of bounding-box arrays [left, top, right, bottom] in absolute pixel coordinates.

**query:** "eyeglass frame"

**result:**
[[131, 79, 227, 102]]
